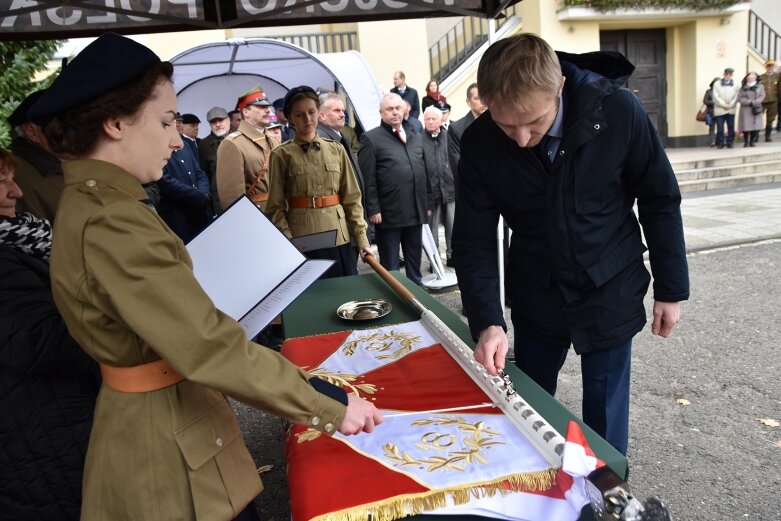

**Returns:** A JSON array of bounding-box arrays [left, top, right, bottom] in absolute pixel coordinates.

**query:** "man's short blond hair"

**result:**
[[477, 33, 562, 110]]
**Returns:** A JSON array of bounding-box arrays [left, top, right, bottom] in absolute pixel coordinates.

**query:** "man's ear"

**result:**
[[559, 76, 566, 97]]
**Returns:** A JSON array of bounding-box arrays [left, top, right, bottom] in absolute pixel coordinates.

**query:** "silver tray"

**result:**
[[336, 299, 392, 321]]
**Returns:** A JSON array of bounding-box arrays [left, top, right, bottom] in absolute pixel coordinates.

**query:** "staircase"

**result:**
[[669, 147, 781, 193]]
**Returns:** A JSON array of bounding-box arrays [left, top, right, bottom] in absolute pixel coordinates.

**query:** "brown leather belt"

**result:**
[[287, 194, 341, 209], [100, 359, 185, 393], [249, 192, 269, 204]]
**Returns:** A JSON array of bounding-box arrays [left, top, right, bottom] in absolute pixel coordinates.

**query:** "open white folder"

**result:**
[[186, 195, 333, 340]]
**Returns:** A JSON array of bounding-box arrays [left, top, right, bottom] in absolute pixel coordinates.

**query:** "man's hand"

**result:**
[[359, 247, 374, 262], [651, 301, 681, 338], [338, 394, 383, 435], [474, 325, 509, 376], [369, 213, 382, 224]]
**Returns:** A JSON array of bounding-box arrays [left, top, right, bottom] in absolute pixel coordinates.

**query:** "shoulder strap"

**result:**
[[246, 137, 273, 196]]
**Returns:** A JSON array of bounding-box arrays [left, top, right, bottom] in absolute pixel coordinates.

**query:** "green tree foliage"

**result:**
[[0, 39, 62, 148]]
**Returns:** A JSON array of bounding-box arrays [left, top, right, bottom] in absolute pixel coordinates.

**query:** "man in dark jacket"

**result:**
[[447, 82, 486, 186], [317, 92, 373, 243], [421, 105, 455, 266], [7, 90, 64, 223], [198, 105, 230, 213], [359, 93, 430, 286], [390, 70, 421, 120], [156, 136, 213, 243], [452, 34, 689, 455]]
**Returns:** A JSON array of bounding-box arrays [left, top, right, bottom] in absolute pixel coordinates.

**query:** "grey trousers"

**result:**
[[428, 201, 455, 259]]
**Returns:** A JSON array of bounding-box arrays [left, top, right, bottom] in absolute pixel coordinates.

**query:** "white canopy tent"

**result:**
[[170, 38, 384, 138]]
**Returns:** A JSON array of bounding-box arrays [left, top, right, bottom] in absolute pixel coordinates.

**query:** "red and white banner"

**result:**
[[282, 321, 598, 521]]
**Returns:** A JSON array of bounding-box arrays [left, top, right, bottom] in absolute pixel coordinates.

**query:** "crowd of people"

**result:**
[[2, 31, 687, 521], [702, 59, 781, 148]]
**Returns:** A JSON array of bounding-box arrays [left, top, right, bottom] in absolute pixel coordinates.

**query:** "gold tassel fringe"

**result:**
[[310, 467, 558, 521]]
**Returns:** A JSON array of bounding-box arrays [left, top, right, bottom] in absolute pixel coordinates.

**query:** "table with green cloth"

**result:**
[[282, 271, 628, 521]]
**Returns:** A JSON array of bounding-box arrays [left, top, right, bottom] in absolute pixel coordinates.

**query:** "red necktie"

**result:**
[[395, 128, 406, 144]]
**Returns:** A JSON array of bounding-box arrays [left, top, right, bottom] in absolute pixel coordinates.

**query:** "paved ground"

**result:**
[[236, 148, 781, 520]]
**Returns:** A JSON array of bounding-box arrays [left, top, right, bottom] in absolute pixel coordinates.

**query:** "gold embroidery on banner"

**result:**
[[308, 367, 378, 396], [295, 428, 322, 443], [341, 330, 421, 360], [382, 416, 505, 472]]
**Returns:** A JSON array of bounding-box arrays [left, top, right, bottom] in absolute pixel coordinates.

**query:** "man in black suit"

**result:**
[[317, 93, 373, 243], [359, 93, 430, 286], [273, 98, 296, 142], [390, 71, 420, 120], [447, 83, 486, 185]]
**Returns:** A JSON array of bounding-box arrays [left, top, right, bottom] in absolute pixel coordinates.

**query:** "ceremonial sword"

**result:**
[[362, 253, 672, 521]]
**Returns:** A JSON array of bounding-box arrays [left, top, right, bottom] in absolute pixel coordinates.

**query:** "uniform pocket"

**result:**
[[324, 162, 341, 191], [174, 399, 261, 518]]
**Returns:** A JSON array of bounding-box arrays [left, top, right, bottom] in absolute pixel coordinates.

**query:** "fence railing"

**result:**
[[267, 31, 358, 53], [428, 5, 521, 83], [748, 11, 781, 63]]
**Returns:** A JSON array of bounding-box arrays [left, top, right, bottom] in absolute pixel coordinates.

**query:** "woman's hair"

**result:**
[[477, 33, 561, 110], [0, 149, 13, 182], [41, 61, 174, 157]]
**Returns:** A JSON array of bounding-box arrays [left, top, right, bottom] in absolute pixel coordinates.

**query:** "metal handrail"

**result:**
[[749, 10, 781, 63], [265, 31, 358, 53], [428, 5, 520, 83]]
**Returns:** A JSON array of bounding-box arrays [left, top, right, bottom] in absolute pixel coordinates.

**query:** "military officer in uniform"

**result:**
[[28, 34, 382, 521], [760, 59, 779, 142], [216, 85, 277, 210], [267, 86, 371, 278]]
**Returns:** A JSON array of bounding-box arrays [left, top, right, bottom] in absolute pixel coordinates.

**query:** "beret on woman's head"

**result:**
[[283, 85, 319, 118], [28, 33, 161, 122]]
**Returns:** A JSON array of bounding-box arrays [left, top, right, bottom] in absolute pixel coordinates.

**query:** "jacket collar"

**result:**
[[10, 137, 62, 176]]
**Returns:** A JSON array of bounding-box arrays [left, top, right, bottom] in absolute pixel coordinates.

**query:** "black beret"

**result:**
[[28, 32, 161, 122], [283, 86, 318, 119], [181, 113, 200, 124], [8, 89, 46, 126]]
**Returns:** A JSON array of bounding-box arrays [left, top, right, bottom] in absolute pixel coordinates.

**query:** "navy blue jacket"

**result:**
[[453, 51, 689, 352], [391, 85, 421, 120], [156, 142, 213, 243]]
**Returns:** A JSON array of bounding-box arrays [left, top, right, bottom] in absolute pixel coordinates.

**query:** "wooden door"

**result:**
[[600, 29, 668, 142]]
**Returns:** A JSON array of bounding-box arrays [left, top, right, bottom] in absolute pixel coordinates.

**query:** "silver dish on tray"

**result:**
[[336, 299, 392, 321]]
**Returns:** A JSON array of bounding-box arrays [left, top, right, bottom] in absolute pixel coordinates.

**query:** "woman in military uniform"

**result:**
[[267, 86, 372, 278], [28, 34, 381, 521]]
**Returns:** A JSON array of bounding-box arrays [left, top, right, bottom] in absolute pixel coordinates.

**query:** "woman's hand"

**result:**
[[338, 394, 383, 435]]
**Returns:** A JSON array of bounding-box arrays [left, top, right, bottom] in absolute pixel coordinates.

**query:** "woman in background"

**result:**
[[422, 79, 448, 111], [267, 85, 372, 278], [703, 77, 719, 147], [738, 71, 766, 147], [0, 148, 99, 520]]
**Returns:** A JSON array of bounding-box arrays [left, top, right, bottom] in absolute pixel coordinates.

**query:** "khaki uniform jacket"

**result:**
[[10, 137, 63, 223], [215, 121, 278, 210], [760, 71, 779, 104], [266, 134, 369, 250], [51, 159, 346, 521]]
